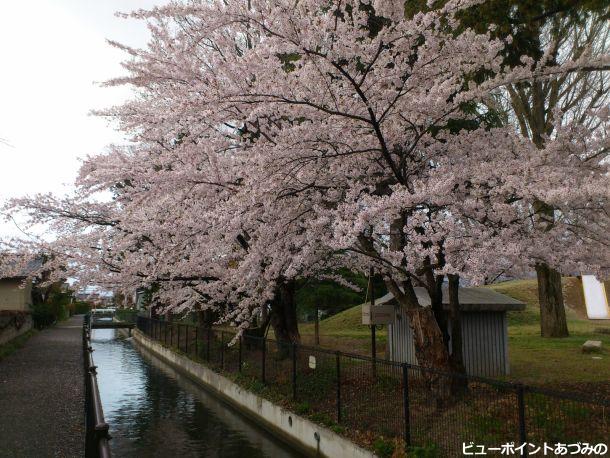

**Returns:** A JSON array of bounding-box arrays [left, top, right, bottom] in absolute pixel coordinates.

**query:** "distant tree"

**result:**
[[296, 270, 387, 318], [462, 1, 609, 338]]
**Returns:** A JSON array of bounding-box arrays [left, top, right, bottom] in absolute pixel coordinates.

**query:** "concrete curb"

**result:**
[[132, 329, 375, 458]]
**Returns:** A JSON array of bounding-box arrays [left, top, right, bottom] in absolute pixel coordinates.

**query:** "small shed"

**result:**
[[379, 287, 524, 377]]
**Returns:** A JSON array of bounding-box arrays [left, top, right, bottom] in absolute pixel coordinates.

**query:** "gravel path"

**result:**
[[0, 315, 84, 458]]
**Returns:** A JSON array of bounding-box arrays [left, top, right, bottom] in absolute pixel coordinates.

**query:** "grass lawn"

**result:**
[[299, 305, 388, 355], [492, 278, 610, 389], [296, 277, 610, 390]]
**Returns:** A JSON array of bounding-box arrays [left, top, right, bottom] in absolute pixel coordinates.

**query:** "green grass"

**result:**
[[487, 278, 610, 385], [297, 277, 610, 386], [298, 304, 387, 355], [300, 304, 386, 339], [0, 330, 36, 361]]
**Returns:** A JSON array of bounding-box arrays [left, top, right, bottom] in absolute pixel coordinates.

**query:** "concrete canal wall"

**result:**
[[132, 329, 375, 458]]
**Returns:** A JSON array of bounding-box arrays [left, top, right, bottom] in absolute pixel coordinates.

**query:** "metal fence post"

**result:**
[[206, 328, 211, 362], [177, 324, 181, 351], [185, 325, 189, 354], [238, 335, 243, 373], [292, 342, 297, 400], [195, 327, 198, 358], [261, 338, 266, 384], [336, 352, 341, 423], [402, 363, 411, 447], [517, 384, 528, 457], [220, 331, 225, 370]]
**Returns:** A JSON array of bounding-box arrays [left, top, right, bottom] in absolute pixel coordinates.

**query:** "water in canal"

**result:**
[[91, 329, 304, 458]]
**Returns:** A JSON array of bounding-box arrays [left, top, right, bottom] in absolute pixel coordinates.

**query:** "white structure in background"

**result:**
[[582, 275, 610, 320]]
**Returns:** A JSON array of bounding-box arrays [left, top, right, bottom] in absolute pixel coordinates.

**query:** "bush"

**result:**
[[373, 438, 395, 458], [407, 444, 440, 457], [73, 301, 91, 314], [31, 284, 73, 328], [115, 308, 138, 323], [32, 301, 68, 328], [295, 402, 311, 415]]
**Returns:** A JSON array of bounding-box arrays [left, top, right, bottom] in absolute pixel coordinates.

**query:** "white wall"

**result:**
[[582, 275, 610, 319]]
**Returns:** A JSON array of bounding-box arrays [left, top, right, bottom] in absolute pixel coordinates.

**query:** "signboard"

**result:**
[[308, 355, 317, 369], [362, 303, 394, 325]]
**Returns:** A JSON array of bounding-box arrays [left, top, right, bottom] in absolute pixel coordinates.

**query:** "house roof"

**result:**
[[370, 286, 525, 312], [0, 257, 43, 280]]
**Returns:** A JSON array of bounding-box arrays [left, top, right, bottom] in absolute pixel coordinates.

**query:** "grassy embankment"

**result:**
[[298, 277, 610, 387]]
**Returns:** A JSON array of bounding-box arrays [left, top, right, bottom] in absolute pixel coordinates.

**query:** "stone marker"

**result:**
[[582, 340, 602, 353]]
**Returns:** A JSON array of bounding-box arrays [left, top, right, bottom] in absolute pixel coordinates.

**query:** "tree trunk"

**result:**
[[385, 216, 452, 402], [447, 274, 468, 395], [270, 279, 300, 354], [536, 262, 569, 337], [405, 306, 453, 404], [428, 274, 450, 351], [527, 75, 570, 339]]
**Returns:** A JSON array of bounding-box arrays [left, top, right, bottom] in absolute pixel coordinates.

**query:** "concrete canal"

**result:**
[[91, 328, 305, 457]]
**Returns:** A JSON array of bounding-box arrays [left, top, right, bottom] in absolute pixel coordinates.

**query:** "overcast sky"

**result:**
[[0, 0, 161, 237]]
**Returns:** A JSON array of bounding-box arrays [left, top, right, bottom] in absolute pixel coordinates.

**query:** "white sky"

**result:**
[[0, 0, 161, 237]]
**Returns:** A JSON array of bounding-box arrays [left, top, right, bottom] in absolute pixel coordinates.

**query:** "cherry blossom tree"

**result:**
[[3, 0, 609, 387]]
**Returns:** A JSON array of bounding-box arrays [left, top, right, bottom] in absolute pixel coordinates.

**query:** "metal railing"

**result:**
[[137, 316, 609, 456], [83, 319, 111, 458]]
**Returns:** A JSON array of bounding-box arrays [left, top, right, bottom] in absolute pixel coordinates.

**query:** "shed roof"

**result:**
[[371, 287, 525, 312]]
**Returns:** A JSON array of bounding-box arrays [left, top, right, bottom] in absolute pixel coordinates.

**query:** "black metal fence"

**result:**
[[136, 317, 609, 456], [83, 319, 111, 458]]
